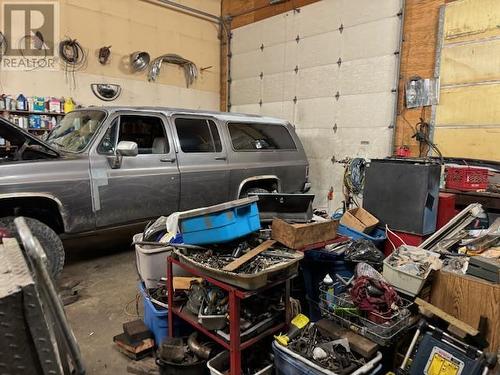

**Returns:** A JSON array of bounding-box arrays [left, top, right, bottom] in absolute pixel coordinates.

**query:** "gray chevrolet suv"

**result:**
[[0, 107, 310, 276]]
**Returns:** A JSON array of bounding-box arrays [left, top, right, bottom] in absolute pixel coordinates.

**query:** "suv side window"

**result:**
[[228, 122, 297, 151], [98, 115, 169, 155], [175, 118, 222, 153]]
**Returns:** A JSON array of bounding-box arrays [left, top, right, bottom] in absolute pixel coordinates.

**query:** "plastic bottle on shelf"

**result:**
[[64, 97, 75, 113], [33, 97, 45, 112], [27, 96, 34, 111], [320, 274, 335, 311], [49, 97, 61, 113], [0, 95, 5, 110], [4, 96, 13, 111], [16, 94, 27, 111], [60, 97, 65, 113], [50, 116, 57, 129]]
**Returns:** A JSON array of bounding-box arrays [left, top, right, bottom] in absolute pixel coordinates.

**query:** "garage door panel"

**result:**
[[284, 41, 299, 72], [434, 128, 500, 161], [339, 55, 397, 95], [260, 102, 295, 123], [307, 158, 338, 191], [230, 104, 261, 116], [440, 39, 500, 85], [340, 0, 401, 27], [297, 0, 341, 38], [231, 23, 262, 55], [230, 77, 262, 106], [262, 71, 296, 103], [330, 127, 392, 159], [231, 50, 261, 80], [343, 17, 400, 60], [298, 31, 341, 69], [338, 92, 395, 128], [297, 64, 339, 100], [296, 129, 336, 160], [295, 97, 338, 129], [435, 84, 500, 126], [261, 43, 286, 75], [261, 12, 289, 46]]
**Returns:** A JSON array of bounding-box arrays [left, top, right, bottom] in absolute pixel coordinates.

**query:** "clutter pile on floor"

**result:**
[[118, 188, 499, 375]]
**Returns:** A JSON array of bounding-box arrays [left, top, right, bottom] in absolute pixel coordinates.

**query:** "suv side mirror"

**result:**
[[111, 141, 138, 169]]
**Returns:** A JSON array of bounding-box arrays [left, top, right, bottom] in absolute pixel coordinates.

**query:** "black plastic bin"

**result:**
[[156, 358, 207, 375], [300, 249, 354, 321]]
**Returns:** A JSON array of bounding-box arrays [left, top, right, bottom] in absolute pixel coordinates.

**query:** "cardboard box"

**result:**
[[271, 218, 338, 250], [340, 207, 378, 233]]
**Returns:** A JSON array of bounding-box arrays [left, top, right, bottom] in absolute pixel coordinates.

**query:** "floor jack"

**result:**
[[397, 319, 497, 375]]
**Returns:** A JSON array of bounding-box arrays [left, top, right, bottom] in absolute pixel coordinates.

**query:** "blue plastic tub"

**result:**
[[179, 197, 261, 245], [336, 224, 386, 246], [139, 283, 191, 345], [301, 249, 354, 321]]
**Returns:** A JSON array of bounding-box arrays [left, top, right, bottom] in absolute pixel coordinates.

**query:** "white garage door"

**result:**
[[230, 0, 402, 210]]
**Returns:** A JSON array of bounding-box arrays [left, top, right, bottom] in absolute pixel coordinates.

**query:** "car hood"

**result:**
[[0, 117, 60, 156]]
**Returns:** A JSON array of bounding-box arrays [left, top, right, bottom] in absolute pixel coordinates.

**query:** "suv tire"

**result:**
[[242, 187, 269, 197], [0, 217, 65, 278]]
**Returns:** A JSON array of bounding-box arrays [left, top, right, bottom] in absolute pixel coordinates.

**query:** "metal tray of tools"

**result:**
[[172, 247, 303, 290], [319, 283, 413, 346]]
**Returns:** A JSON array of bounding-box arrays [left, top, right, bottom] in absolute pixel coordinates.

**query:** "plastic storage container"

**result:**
[[134, 233, 189, 288], [207, 351, 273, 375], [179, 197, 261, 245], [336, 224, 386, 247], [445, 166, 489, 191], [272, 342, 382, 375], [382, 248, 439, 296], [300, 249, 353, 321], [139, 283, 190, 345]]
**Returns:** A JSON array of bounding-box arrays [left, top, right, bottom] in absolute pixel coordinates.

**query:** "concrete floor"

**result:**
[[62, 243, 143, 374]]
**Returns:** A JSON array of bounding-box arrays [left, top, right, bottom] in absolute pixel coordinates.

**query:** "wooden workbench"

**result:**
[[430, 270, 500, 352], [441, 188, 500, 211]]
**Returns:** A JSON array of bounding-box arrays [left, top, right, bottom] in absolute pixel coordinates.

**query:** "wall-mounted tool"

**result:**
[[130, 51, 150, 72], [98, 46, 111, 65], [91, 83, 122, 101]]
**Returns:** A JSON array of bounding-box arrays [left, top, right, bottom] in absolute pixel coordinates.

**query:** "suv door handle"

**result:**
[[214, 156, 227, 161], [160, 157, 176, 163]]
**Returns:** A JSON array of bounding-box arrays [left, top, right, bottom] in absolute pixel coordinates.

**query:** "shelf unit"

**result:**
[[1, 109, 65, 116], [167, 256, 292, 375], [1, 110, 65, 135]]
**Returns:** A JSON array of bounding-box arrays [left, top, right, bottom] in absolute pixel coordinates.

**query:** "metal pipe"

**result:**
[[142, 0, 220, 23], [187, 332, 212, 359], [391, 0, 406, 154]]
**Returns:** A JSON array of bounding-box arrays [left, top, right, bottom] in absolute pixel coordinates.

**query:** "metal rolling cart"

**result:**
[[167, 255, 293, 375]]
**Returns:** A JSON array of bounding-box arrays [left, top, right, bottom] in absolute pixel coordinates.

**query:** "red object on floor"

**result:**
[[383, 230, 426, 257], [437, 192, 458, 230]]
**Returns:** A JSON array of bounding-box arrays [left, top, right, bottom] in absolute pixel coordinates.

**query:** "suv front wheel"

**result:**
[[0, 216, 65, 278]]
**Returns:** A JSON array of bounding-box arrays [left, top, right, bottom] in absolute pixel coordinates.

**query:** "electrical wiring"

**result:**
[[385, 224, 407, 251], [342, 157, 366, 208], [147, 53, 198, 87], [59, 38, 87, 87]]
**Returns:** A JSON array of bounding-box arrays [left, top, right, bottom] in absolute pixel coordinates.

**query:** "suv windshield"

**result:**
[[46, 110, 106, 152]]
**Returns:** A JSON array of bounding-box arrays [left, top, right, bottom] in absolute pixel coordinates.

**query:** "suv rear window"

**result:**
[[175, 118, 222, 153], [228, 123, 296, 151]]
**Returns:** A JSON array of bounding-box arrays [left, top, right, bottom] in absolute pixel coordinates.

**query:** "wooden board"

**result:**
[[430, 270, 500, 351], [173, 277, 202, 291], [316, 319, 379, 359], [394, 0, 448, 154], [415, 297, 479, 336], [222, 240, 276, 272]]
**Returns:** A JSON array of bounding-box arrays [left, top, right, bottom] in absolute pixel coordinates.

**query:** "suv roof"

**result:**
[[82, 106, 290, 125]]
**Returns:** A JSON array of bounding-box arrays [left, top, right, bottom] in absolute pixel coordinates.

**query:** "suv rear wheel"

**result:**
[[241, 187, 269, 197], [0, 217, 65, 278]]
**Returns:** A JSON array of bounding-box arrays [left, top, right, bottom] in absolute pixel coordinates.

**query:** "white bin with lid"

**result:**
[[134, 233, 189, 288]]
